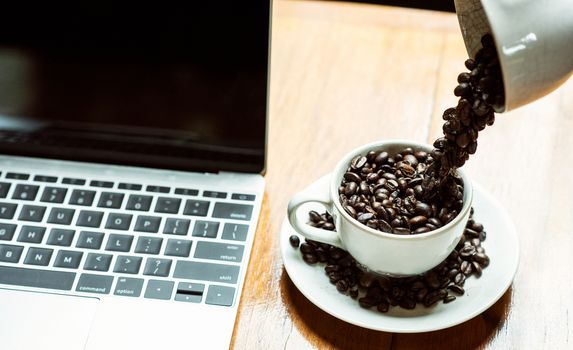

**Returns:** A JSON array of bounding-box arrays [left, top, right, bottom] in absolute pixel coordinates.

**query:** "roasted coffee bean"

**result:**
[[393, 227, 411, 235], [464, 228, 480, 238], [303, 253, 318, 264], [309, 210, 322, 223], [460, 245, 476, 258], [300, 243, 315, 254], [351, 156, 368, 169], [460, 261, 473, 275], [336, 279, 349, 292], [454, 272, 465, 285], [472, 261, 483, 277], [320, 222, 333, 231], [399, 297, 416, 310], [409, 215, 428, 227], [443, 295, 457, 304], [378, 220, 393, 233], [357, 212, 374, 223], [474, 252, 490, 266], [358, 297, 376, 309], [289, 235, 300, 248], [415, 202, 432, 217], [344, 205, 357, 218], [329, 247, 346, 261], [448, 284, 465, 295], [424, 289, 447, 307], [344, 172, 362, 183], [344, 182, 358, 196], [377, 300, 390, 313]]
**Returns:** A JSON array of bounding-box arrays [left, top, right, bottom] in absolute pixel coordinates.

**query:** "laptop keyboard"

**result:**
[[0, 171, 257, 307]]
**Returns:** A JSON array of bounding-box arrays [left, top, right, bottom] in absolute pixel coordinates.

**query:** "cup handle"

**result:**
[[287, 178, 344, 248]]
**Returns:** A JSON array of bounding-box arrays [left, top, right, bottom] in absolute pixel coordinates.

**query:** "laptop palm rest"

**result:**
[[0, 288, 99, 350]]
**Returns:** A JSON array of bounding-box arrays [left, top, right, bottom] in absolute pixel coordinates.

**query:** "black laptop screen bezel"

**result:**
[[0, 2, 271, 174]]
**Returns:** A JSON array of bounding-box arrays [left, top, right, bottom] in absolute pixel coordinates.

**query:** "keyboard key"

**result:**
[[212, 202, 253, 221], [90, 180, 114, 188], [118, 183, 142, 191], [143, 258, 172, 277], [0, 266, 75, 290], [17, 225, 46, 243], [175, 282, 204, 303], [84, 253, 112, 271], [12, 184, 39, 201], [76, 273, 113, 294], [154, 197, 181, 214], [46, 229, 75, 246], [126, 195, 152, 211], [0, 223, 17, 241], [203, 190, 227, 199], [0, 244, 24, 263], [33, 175, 57, 183], [134, 236, 163, 254], [6, 172, 29, 180], [192, 221, 219, 238], [174, 188, 198, 196], [18, 205, 46, 222], [134, 216, 161, 233], [194, 241, 244, 263], [105, 234, 133, 252], [173, 261, 239, 284], [76, 210, 104, 228], [113, 255, 142, 274], [146, 185, 170, 193], [40, 187, 68, 203], [76, 231, 104, 250], [24, 247, 53, 266], [62, 177, 86, 186], [69, 190, 96, 206], [164, 239, 192, 257], [54, 250, 83, 269], [183, 200, 210, 217], [47, 208, 75, 225], [163, 218, 190, 236], [205, 285, 235, 307], [221, 223, 249, 241], [0, 182, 11, 198], [0, 202, 17, 219], [144, 280, 174, 300], [105, 213, 133, 230], [97, 192, 125, 209], [114, 277, 144, 297], [231, 193, 256, 201]]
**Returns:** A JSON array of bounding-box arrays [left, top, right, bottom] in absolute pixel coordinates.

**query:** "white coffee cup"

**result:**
[[454, 0, 573, 112], [287, 140, 473, 276]]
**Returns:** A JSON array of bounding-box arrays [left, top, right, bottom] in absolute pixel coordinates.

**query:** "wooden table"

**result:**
[[232, 1, 573, 348]]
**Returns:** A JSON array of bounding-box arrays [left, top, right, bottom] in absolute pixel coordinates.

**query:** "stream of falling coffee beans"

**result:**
[[290, 34, 502, 311]]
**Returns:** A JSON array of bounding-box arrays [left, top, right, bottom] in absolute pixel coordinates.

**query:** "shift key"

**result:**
[[173, 261, 239, 284]]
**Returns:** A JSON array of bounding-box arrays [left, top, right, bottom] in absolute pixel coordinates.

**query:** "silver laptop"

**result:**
[[0, 3, 270, 349]]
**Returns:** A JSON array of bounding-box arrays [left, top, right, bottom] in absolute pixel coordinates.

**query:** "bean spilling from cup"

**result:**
[[338, 33, 503, 235]]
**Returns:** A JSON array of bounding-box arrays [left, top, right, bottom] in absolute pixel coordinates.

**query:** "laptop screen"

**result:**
[[0, 2, 270, 173]]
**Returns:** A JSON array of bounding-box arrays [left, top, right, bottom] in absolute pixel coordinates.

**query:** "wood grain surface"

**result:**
[[231, 1, 573, 349]]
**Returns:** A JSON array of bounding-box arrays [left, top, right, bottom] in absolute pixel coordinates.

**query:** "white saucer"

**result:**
[[280, 174, 519, 333]]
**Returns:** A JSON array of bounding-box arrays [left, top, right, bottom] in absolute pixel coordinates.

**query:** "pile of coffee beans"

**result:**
[[424, 33, 505, 193], [289, 209, 489, 311], [338, 147, 464, 235]]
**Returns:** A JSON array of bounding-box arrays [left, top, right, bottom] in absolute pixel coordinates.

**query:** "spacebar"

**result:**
[[0, 266, 76, 291]]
